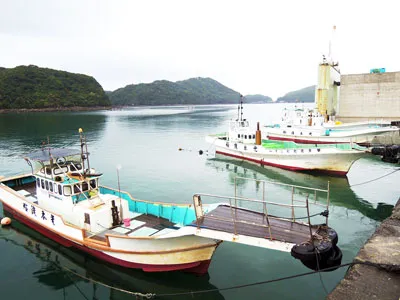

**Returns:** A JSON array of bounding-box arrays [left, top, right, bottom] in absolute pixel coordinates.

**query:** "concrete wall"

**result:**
[[337, 71, 400, 122]]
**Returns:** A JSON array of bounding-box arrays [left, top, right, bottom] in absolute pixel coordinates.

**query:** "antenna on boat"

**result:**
[[116, 164, 123, 224], [78, 128, 91, 175], [238, 94, 244, 121]]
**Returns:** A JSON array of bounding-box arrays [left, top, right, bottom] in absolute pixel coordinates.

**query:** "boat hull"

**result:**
[[2, 202, 217, 274], [264, 127, 399, 145], [211, 138, 366, 176], [0, 184, 220, 275]]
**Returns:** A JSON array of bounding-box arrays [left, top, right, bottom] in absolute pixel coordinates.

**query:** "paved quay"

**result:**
[[327, 198, 400, 300]]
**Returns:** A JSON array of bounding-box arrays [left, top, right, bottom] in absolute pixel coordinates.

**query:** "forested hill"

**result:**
[[109, 77, 250, 106], [276, 85, 316, 103], [244, 94, 273, 103], [0, 65, 110, 109]]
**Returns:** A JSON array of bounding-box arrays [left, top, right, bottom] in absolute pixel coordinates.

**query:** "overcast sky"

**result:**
[[1, 0, 398, 99]]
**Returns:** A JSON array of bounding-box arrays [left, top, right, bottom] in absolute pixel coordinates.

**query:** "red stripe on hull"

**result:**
[[2, 203, 212, 275], [267, 136, 348, 144], [215, 151, 348, 176]]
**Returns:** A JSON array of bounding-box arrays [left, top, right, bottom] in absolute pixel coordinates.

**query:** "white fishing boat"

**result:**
[[265, 27, 399, 145], [264, 106, 400, 145], [1, 128, 342, 274], [206, 98, 368, 176]]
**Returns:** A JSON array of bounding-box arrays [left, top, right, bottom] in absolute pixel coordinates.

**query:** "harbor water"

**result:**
[[0, 103, 398, 300]]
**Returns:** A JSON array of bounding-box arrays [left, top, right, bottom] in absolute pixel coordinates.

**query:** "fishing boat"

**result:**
[[0, 128, 342, 274], [206, 98, 369, 176], [264, 106, 400, 145], [265, 28, 400, 146]]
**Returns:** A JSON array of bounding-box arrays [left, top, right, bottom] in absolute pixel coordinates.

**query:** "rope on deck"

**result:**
[[57, 260, 398, 299]]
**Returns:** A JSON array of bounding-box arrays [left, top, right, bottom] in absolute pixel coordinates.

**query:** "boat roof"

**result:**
[[24, 148, 81, 162]]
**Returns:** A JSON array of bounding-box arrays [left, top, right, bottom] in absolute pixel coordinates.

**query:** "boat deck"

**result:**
[[14, 182, 36, 195], [195, 204, 317, 244], [86, 212, 180, 242], [9, 179, 319, 246]]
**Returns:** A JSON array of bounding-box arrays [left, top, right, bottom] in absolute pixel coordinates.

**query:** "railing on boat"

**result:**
[[193, 177, 330, 242]]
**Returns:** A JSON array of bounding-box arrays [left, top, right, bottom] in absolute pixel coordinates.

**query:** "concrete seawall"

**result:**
[[338, 72, 400, 122], [328, 198, 400, 300]]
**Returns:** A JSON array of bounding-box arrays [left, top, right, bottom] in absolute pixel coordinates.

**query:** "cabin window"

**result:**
[[45, 167, 52, 175], [41, 179, 45, 189], [63, 185, 72, 196], [49, 182, 53, 192], [36, 178, 40, 187], [245, 135, 247, 139], [54, 167, 68, 175], [291, 131, 294, 135], [73, 184, 81, 194], [45, 180, 49, 191], [69, 163, 82, 172], [237, 134, 240, 138], [82, 182, 89, 192], [253, 135, 255, 139], [90, 179, 97, 189], [58, 184, 62, 195], [283, 131, 286, 134]]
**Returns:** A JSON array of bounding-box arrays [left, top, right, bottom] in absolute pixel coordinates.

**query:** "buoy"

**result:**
[[1, 217, 11, 226]]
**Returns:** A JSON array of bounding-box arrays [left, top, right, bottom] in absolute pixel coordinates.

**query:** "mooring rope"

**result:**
[[57, 259, 400, 299], [349, 168, 399, 187], [60, 265, 156, 299]]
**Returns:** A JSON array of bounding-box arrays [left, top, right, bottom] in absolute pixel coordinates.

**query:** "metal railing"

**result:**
[[193, 177, 330, 241]]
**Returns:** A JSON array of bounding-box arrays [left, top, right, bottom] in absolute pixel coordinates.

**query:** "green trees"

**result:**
[[0, 65, 111, 109], [276, 85, 316, 103], [108, 77, 243, 106]]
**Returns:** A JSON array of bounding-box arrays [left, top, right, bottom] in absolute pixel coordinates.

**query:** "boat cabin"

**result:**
[[23, 148, 129, 233]]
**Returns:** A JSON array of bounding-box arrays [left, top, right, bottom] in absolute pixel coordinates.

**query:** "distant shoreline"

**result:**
[[0, 103, 288, 114], [0, 106, 112, 114]]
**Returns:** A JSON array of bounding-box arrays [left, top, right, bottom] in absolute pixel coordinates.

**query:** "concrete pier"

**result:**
[[338, 72, 400, 123], [327, 198, 400, 300]]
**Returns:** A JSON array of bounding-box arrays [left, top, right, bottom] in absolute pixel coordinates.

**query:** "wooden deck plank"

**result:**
[[198, 205, 317, 244]]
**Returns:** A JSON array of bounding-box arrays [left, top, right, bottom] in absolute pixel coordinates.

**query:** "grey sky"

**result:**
[[1, 0, 398, 100]]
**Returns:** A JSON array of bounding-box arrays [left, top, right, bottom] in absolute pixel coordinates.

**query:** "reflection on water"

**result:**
[[0, 216, 224, 300], [0, 112, 107, 160], [205, 157, 394, 222]]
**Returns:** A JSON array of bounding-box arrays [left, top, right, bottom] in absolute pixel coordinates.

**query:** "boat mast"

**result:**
[[78, 128, 91, 174], [238, 94, 243, 121]]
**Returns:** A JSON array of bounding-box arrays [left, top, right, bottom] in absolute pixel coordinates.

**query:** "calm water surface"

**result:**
[[0, 103, 398, 300]]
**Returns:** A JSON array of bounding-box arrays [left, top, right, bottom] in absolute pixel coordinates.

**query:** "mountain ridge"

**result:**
[[0, 65, 110, 109]]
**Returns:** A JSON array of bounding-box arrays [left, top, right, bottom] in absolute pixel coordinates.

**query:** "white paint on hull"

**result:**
[[208, 136, 367, 174]]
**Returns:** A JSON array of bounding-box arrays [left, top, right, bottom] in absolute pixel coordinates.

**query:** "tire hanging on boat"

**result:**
[[290, 226, 342, 272]]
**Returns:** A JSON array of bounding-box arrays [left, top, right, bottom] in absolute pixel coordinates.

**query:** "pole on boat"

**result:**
[[240, 94, 243, 121], [78, 128, 86, 172], [117, 164, 123, 224], [306, 194, 313, 241], [78, 128, 91, 175], [326, 181, 330, 226]]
